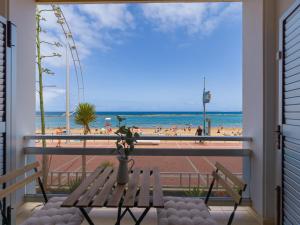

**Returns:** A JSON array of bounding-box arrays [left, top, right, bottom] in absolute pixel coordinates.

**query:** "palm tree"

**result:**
[[74, 103, 96, 178]]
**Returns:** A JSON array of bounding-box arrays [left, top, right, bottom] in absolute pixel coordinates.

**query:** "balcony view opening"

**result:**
[[34, 2, 243, 195]]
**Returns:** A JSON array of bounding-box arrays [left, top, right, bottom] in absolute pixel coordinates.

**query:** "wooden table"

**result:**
[[61, 167, 164, 225]]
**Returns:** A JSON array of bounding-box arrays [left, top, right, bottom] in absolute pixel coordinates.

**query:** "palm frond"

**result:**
[[74, 103, 96, 134]]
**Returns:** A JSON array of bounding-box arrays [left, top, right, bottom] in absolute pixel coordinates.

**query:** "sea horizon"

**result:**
[[35, 111, 243, 129], [37, 111, 242, 113]]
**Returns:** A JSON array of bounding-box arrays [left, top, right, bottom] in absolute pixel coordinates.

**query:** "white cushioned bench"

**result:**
[[157, 196, 217, 225], [0, 162, 86, 225], [20, 197, 84, 225], [157, 162, 247, 225]]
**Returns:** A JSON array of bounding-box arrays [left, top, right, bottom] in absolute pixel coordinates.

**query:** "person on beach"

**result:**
[[195, 126, 203, 143], [56, 127, 63, 147]]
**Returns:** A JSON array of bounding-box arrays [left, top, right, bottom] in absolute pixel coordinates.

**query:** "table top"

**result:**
[[61, 167, 164, 208]]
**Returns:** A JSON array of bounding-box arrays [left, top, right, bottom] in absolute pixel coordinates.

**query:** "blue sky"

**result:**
[[38, 3, 242, 112]]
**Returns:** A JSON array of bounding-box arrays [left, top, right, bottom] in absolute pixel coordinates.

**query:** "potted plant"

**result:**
[[115, 117, 139, 184]]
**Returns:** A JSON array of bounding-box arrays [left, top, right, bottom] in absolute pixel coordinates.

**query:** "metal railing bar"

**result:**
[[24, 147, 251, 156], [45, 170, 243, 190], [24, 134, 252, 142]]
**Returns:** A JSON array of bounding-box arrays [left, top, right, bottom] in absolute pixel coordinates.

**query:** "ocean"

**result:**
[[36, 112, 242, 129]]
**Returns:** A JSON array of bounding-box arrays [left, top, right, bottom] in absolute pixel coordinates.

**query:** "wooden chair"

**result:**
[[0, 162, 84, 225], [157, 162, 247, 225]]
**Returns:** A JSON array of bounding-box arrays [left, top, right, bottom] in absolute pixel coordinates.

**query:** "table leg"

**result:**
[[79, 207, 94, 225], [115, 206, 122, 225], [115, 207, 139, 224], [115, 207, 151, 225], [120, 208, 128, 219], [127, 208, 138, 223], [135, 207, 151, 225]]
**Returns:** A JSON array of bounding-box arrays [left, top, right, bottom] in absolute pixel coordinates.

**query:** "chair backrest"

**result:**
[[213, 162, 247, 204], [205, 162, 247, 225], [0, 162, 42, 199]]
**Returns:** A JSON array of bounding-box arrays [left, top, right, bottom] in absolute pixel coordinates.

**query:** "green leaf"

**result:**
[[114, 120, 138, 158], [74, 103, 96, 134]]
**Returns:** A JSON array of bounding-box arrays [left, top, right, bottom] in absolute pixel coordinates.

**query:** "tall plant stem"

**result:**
[[82, 139, 86, 179], [82, 127, 88, 179], [36, 13, 49, 187]]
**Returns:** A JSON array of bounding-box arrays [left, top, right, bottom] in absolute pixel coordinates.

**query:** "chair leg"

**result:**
[[227, 203, 238, 225], [34, 168, 48, 203], [205, 176, 216, 204], [0, 201, 10, 225]]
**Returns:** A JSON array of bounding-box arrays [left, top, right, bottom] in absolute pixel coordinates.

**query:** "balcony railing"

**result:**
[[24, 134, 251, 156], [47, 170, 243, 190], [24, 134, 252, 202]]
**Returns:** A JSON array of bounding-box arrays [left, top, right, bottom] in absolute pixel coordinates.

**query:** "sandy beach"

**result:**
[[37, 126, 243, 137]]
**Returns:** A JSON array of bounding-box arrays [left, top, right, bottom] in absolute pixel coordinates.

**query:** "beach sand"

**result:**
[[37, 126, 243, 137]]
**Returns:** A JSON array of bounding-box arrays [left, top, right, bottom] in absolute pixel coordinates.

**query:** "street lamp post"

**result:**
[[66, 40, 70, 136], [203, 77, 206, 135], [202, 77, 211, 135]]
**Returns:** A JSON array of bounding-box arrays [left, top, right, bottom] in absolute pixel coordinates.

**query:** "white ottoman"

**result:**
[[21, 197, 84, 225], [157, 197, 218, 225]]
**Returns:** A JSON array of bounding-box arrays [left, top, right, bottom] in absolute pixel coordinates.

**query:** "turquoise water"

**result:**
[[36, 112, 242, 129]]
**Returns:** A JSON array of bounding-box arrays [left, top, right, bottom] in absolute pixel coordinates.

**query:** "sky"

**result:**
[[37, 3, 242, 112]]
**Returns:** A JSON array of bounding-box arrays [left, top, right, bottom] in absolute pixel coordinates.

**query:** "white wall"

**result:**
[[8, 0, 36, 169], [7, 0, 36, 220], [243, 0, 264, 218]]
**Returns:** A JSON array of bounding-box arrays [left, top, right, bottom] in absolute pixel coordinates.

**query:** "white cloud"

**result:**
[[80, 4, 134, 30], [36, 88, 66, 107], [37, 4, 134, 68], [37, 3, 241, 68], [44, 88, 66, 102], [141, 3, 241, 35]]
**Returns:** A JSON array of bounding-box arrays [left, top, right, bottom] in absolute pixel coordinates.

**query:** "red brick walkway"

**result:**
[[36, 141, 243, 174]]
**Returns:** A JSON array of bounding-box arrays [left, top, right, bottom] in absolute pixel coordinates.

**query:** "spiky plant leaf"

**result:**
[[74, 103, 96, 134]]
